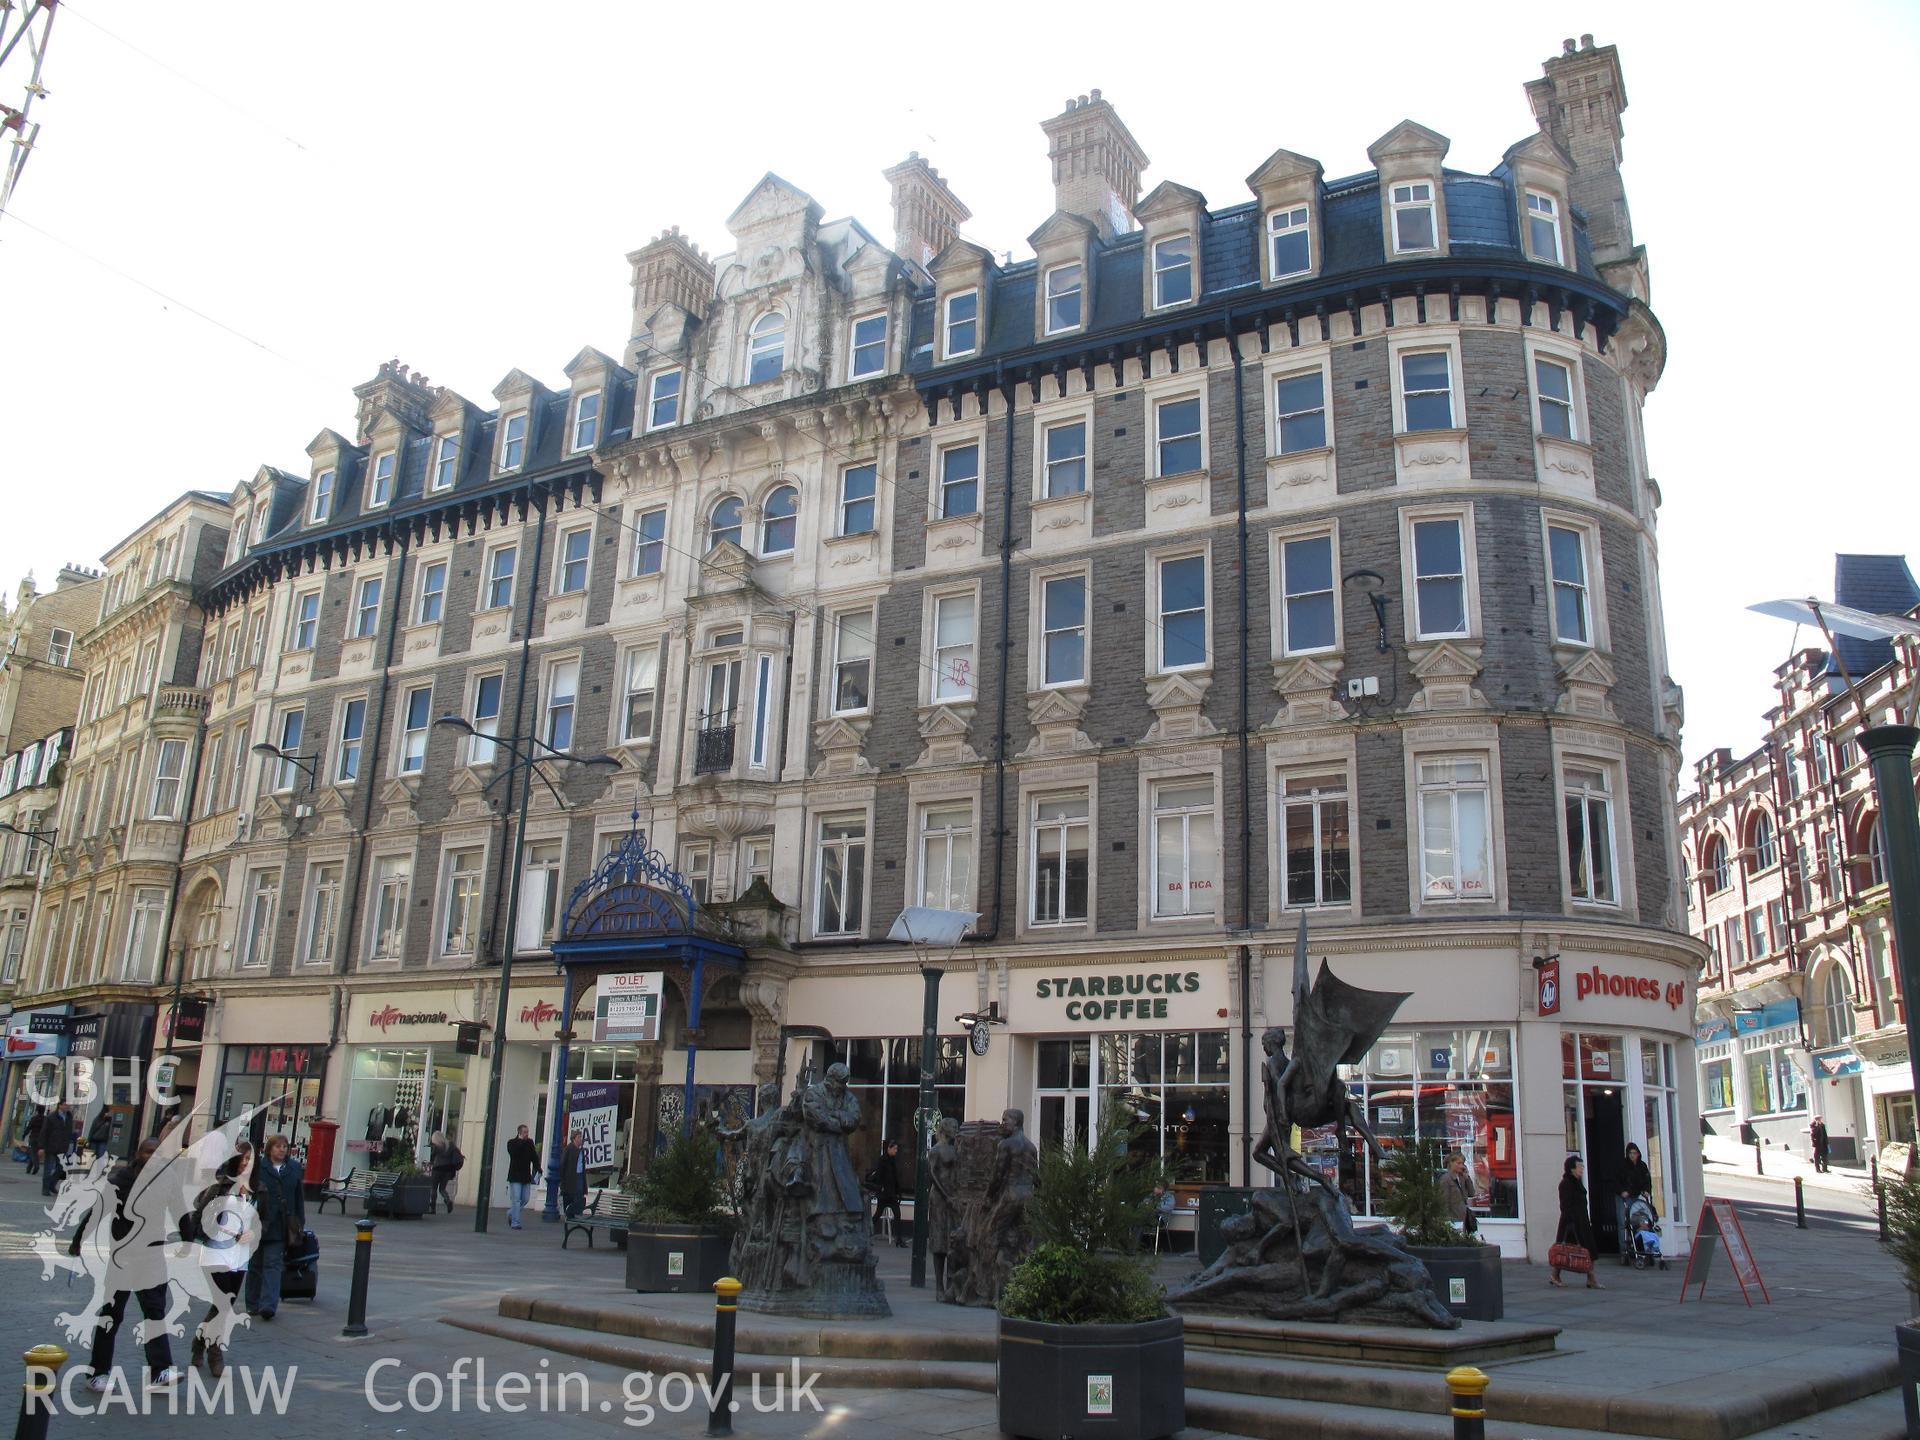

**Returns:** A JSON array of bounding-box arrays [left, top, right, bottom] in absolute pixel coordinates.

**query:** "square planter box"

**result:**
[[1411, 1242, 1504, 1322], [626, 1223, 733, 1293], [1897, 1320, 1920, 1439], [364, 1173, 433, 1220], [997, 1314, 1184, 1440]]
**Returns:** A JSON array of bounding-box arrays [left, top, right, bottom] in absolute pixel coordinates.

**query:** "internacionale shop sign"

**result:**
[[1032, 966, 1208, 1024], [593, 972, 663, 1043]]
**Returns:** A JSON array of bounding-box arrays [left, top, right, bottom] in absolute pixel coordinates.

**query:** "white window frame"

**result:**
[[240, 869, 280, 969], [1042, 418, 1088, 498], [272, 709, 305, 794], [839, 464, 877, 537], [148, 739, 187, 820], [1525, 189, 1564, 265], [749, 651, 775, 770], [1036, 569, 1089, 689], [942, 289, 979, 361], [483, 543, 517, 611], [1044, 262, 1083, 335], [760, 484, 799, 557], [398, 684, 432, 774], [1279, 766, 1354, 911], [309, 469, 336, 523], [430, 433, 461, 493], [544, 657, 580, 753], [707, 496, 744, 550], [554, 523, 592, 595], [1524, 336, 1588, 447], [929, 589, 978, 702], [569, 388, 603, 451], [620, 643, 659, 744], [1562, 762, 1620, 907], [1545, 520, 1593, 647], [301, 862, 342, 966], [813, 812, 869, 938], [1028, 790, 1092, 928], [1267, 204, 1312, 280], [936, 440, 981, 520], [1151, 233, 1194, 308], [1150, 778, 1219, 920], [917, 802, 975, 913], [291, 590, 320, 651], [499, 411, 529, 471], [1415, 752, 1496, 904], [1401, 507, 1479, 643], [1151, 390, 1206, 478], [1396, 347, 1455, 433], [352, 574, 383, 640], [1390, 180, 1437, 254], [1540, 510, 1607, 651], [748, 312, 786, 385], [1276, 524, 1340, 657], [829, 609, 875, 716], [1534, 355, 1577, 440], [367, 854, 412, 964], [645, 369, 682, 431], [630, 506, 668, 576], [848, 313, 888, 379], [334, 696, 368, 784], [516, 839, 564, 952], [417, 559, 448, 624], [366, 450, 396, 510], [1151, 547, 1211, 674], [468, 671, 504, 766], [439, 847, 484, 958], [679, 841, 713, 906]]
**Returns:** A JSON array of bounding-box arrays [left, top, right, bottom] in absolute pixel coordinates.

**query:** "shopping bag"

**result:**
[[1547, 1241, 1592, 1273]]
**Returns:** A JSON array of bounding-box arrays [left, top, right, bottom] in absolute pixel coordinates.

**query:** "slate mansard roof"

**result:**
[[1831, 554, 1920, 680]]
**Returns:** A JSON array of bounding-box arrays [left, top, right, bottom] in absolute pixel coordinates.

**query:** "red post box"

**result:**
[[304, 1118, 340, 1195]]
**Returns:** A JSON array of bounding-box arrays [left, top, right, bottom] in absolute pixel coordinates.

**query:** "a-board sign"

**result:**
[[1680, 1196, 1769, 1306]]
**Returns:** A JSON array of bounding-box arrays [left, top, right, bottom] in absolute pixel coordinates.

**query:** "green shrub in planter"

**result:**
[[622, 1127, 735, 1293], [1384, 1138, 1503, 1321], [997, 1105, 1182, 1440]]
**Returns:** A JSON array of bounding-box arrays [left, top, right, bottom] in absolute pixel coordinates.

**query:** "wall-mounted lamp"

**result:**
[[1343, 569, 1395, 653]]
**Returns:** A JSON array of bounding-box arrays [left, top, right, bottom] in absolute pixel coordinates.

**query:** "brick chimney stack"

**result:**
[[882, 153, 971, 270], [627, 227, 716, 334], [1526, 36, 1634, 268], [1040, 89, 1148, 240]]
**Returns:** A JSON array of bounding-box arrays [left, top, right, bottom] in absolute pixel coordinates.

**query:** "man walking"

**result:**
[[22, 1106, 44, 1174], [82, 1138, 184, 1392], [1810, 1116, 1831, 1174], [39, 1101, 74, 1197], [247, 1134, 304, 1320], [505, 1124, 539, 1230], [560, 1129, 587, 1219]]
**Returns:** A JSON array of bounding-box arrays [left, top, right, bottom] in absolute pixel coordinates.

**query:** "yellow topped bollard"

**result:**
[[708, 1278, 744, 1437], [20, 1345, 71, 1440], [1447, 1365, 1490, 1440]]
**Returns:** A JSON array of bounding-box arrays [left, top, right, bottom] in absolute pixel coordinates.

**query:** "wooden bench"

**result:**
[[563, 1189, 634, 1249], [317, 1167, 376, 1215]]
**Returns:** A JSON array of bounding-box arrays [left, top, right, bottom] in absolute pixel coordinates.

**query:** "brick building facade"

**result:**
[[1, 36, 1693, 1262]]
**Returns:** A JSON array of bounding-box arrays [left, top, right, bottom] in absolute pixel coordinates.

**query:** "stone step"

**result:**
[[1187, 1387, 1668, 1440], [1736, 1387, 1905, 1440]]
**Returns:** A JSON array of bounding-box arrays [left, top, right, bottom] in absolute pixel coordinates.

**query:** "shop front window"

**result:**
[[827, 1036, 968, 1196], [1702, 1057, 1734, 1111], [217, 1043, 327, 1163], [1310, 1027, 1517, 1222], [344, 1045, 467, 1174], [1034, 1029, 1230, 1185]]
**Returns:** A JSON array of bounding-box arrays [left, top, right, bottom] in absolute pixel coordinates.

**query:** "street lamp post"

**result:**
[[1860, 725, 1920, 1119], [432, 715, 617, 1235], [250, 743, 318, 793]]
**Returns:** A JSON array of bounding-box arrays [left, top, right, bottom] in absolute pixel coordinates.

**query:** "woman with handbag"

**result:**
[[1550, 1154, 1604, 1289]]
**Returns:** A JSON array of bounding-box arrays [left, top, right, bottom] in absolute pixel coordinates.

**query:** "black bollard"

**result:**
[[16, 1345, 68, 1440], [1794, 1176, 1806, 1229], [1753, 1139, 1764, 1176], [707, 1277, 742, 1437], [342, 1220, 376, 1337], [1447, 1365, 1489, 1440], [1880, 1181, 1890, 1244]]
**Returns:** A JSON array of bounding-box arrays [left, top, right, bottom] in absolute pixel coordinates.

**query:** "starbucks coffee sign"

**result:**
[[1034, 968, 1204, 1024]]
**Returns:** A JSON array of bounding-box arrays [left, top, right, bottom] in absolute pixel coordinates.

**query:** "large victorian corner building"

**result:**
[[19, 36, 1691, 1262]]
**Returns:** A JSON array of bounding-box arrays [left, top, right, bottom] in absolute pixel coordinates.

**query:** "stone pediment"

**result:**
[[562, 346, 623, 381], [1136, 180, 1208, 221], [1246, 147, 1325, 194], [1027, 210, 1099, 252], [375, 775, 421, 830], [1554, 646, 1619, 721], [699, 539, 756, 594], [1020, 686, 1097, 759], [1367, 120, 1451, 166], [811, 715, 875, 779], [726, 172, 823, 236], [491, 367, 547, 403], [1502, 130, 1573, 177], [1404, 641, 1487, 713], [428, 387, 483, 428], [913, 702, 980, 769], [1271, 655, 1350, 727], [311, 783, 357, 839], [447, 765, 496, 823], [928, 237, 996, 280], [305, 428, 359, 465], [1144, 671, 1217, 743]]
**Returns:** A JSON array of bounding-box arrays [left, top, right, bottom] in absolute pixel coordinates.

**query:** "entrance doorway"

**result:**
[[1582, 1087, 1625, 1255]]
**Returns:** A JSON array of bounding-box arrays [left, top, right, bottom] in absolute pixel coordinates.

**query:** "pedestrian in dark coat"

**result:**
[[87, 1106, 114, 1155], [83, 1138, 183, 1391], [867, 1140, 907, 1246], [428, 1131, 463, 1214], [560, 1130, 587, 1218], [186, 1142, 254, 1378], [246, 1134, 304, 1320], [1615, 1143, 1653, 1265], [1550, 1154, 1603, 1290], [39, 1102, 74, 1197], [505, 1125, 539, 1230], [1809, 1116, 1831, 1173], [22, 1107, 44, 1173]]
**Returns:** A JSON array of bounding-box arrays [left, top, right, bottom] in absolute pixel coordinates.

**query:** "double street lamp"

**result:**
[[431, 714, 617, 1234]]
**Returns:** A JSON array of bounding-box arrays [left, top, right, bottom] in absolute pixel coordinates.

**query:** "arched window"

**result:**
[[1812, 962, 1855, 1047], [1867, 814, 1887, 888], [760, 485, 798, 555], [748, 313, 785, 385], [1703, 835, 1731, 894], [708, 497, 744, 552], [1748, 810, 1777, 872]]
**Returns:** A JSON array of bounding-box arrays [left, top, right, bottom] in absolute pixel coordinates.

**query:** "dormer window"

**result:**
[[943, 290, 978, 360], [366, 451, 396, 509], [569, 390, 602, 451], [1390, 182, 1436, 253], [500, 412, 528, 470], [647, 370, 682, 431], [1152, 235, 1193, 307], [310, 469, 335, 523], [1267, 206, 1311, 279], [1044, 264, 1083, 334], [251, 504, 271, 542], [1525, 190, 1563, 265], [849, 315, 887, 379], [748, 313, 785, 385], [708, 496, 744, 551], [431, 434, 460, 492]]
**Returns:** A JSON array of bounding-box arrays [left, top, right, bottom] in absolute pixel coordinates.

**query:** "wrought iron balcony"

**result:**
[[694, 720, 736, 775]]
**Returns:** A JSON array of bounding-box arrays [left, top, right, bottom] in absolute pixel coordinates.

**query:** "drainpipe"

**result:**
[[961, 371, 1016, 946], [1228, 316, 1256, 1184]]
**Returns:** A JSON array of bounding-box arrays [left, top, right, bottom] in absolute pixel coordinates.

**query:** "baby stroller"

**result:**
[[1625, 1195, 1667, 1270]]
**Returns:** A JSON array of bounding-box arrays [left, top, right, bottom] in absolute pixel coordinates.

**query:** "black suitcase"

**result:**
[[280, 1228, 319, 1301]]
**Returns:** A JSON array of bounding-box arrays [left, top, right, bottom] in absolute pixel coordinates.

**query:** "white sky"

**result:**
[[1, 2, 1914, 769]]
